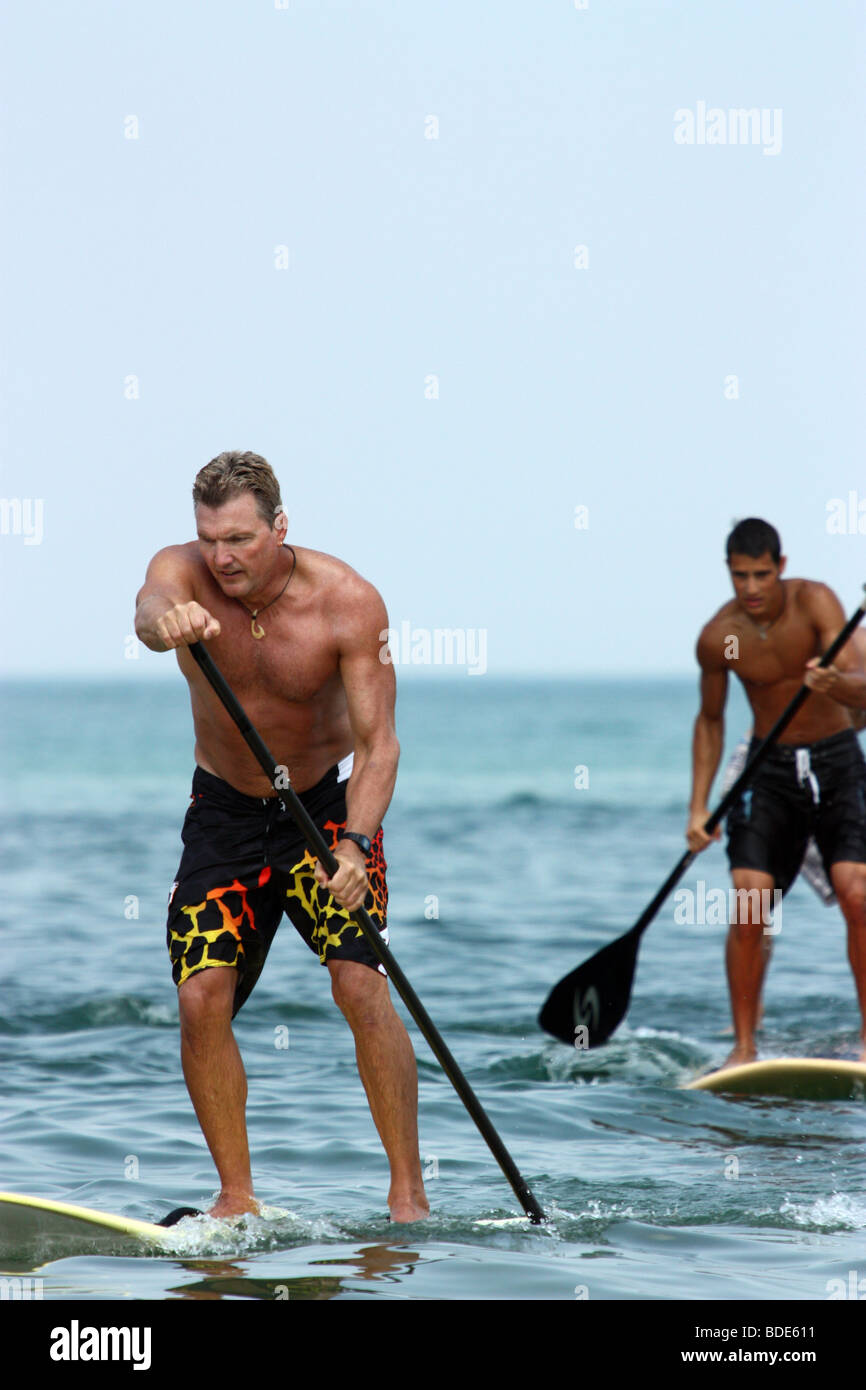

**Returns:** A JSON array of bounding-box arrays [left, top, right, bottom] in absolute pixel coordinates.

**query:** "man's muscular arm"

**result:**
[[802, 583, 866, 716], [134, 546, 221, 651], [314, 578, 400, 913], [686, 626, 729, 852]]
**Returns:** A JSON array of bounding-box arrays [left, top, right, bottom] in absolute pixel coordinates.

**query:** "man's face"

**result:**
[[195, 493, 285, 599], [727, 550, 786, 619]]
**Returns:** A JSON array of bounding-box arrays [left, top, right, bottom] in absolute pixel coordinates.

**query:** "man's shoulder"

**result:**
[[698, 598, 739, 640], [301, 547, 384, 611], [789, 576, 837, 616], [147, 540, 200, 569], [139, 541, 204, 594], [695, 599, 739, 672], [301, 547, 389, 636]]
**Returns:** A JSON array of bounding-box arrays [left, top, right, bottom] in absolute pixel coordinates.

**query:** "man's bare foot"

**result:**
[[208, 1191, 260, 1219], [388, 1191, 430, 1223], [720, 1044, 758, 1071]]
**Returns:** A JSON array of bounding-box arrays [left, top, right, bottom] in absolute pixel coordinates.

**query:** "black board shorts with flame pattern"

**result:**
[[166, 765, 389, 1017]]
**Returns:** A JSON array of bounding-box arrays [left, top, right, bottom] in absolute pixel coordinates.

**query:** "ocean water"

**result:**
[[2, 675, 865, 1318]]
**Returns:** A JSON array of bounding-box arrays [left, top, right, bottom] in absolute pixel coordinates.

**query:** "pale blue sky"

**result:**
[[2, 0, 863, 677]]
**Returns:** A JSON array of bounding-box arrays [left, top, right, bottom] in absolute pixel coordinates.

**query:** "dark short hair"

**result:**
[[193, 451, 283, 525], [725, 517, 781, 565]]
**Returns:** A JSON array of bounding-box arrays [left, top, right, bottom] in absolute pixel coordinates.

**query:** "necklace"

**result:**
[[238, 545, 296, 639], [747, 586, 785, 641]]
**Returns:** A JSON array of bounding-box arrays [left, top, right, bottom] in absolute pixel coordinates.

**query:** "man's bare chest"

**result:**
[[192, 585, 340, 706], [724, 619, 818, 688]]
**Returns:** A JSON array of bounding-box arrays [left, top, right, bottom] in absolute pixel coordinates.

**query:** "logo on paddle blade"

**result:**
[[573, 987, 600, 1034]]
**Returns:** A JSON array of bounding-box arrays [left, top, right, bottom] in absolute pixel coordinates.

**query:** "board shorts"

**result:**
[[722, 735, 836, 905], [726, 728, 866, 896], [165, 756, 389, 1017]]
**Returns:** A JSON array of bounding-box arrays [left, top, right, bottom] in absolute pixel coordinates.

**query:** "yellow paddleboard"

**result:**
[[685, 1057, 866, 1100], [0, 1191, 190, 1258]]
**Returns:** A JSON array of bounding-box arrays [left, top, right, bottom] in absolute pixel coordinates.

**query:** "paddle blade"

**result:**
[[157, 1207, 203, 1227], [538, 928, 641, 1047]]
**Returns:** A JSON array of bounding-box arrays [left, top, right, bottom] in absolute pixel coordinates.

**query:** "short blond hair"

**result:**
[[193, 451, 283, 525]]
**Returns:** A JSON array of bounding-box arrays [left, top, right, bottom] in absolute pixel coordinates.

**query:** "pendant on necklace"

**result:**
[[251, 617, 265, 639]]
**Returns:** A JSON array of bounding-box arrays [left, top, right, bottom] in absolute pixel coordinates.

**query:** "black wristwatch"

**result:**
[[338, 831, 372, 855]]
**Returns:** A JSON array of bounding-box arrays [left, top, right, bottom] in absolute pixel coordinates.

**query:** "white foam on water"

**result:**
[[473, 1216, 533, 1228], [779, 1192, 866, 1231], [153, 1203, 342, 1256], [629, 1026, 688, 1042]]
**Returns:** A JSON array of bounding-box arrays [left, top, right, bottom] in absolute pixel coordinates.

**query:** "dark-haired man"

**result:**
[[686, 518, 866, 1066], [135, 450, 429, 1221]]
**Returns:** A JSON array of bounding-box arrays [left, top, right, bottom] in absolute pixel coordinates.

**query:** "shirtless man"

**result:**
[[134, 450, 429, 1222], [686, 517, 866, 1067]]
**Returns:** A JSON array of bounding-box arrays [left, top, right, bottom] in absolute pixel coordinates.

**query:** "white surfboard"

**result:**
[[685, 1057, 866, 1100], [0, 1191, 192, 1258]]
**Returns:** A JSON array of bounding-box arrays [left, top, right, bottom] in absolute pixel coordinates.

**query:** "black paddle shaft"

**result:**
[[188, 641, 545, 1224], [539, 587, 866, 1047]]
